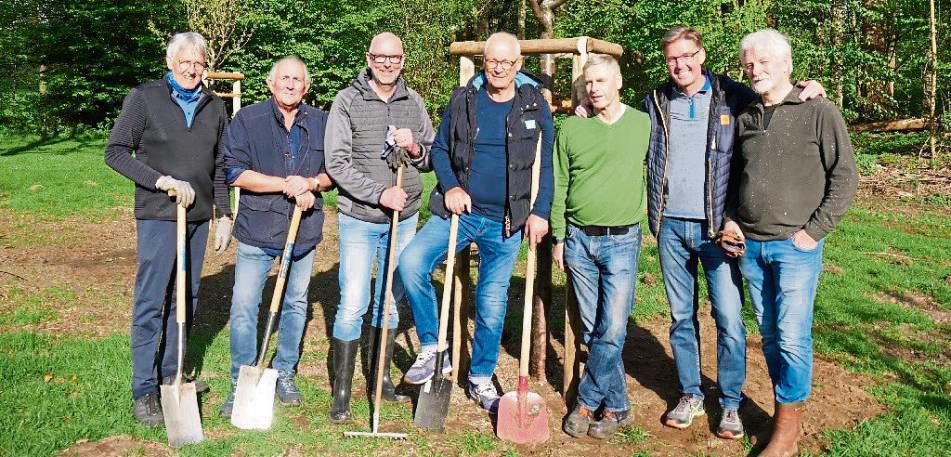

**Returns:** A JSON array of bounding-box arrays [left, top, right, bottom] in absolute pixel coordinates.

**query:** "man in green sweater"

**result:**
[[723, 29, 857, 457], [551, 54, 651, 440]]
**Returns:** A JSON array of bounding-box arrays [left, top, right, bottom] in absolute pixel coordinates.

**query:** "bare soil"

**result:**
[[3, 207, 887, 456]]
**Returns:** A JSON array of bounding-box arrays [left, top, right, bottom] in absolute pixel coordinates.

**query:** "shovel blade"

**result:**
[[160, 382, 204, 448], [496, 391, 550, 444], [413, 377, 453, 432], [231, 365, 278, 430]]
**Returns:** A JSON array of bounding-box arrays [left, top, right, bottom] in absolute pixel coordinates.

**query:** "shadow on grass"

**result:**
[[0, 134, 105, 157]]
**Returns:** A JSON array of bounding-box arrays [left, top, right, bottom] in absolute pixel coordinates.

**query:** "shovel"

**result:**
[[231, 204, 303, 430], [160, 193, 204, 448], [497, 137, 550, 444], [344, 165, 408, 440], [413, 214, 459, 432]]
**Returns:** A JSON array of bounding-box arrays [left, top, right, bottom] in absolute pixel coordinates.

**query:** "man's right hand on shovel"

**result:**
[[156, 175, 195, 207], [380, 186, 408, 212], [443, 187, 471, 215]]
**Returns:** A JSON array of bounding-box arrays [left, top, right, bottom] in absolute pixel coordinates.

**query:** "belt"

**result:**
[[578, 224, 636, 236]]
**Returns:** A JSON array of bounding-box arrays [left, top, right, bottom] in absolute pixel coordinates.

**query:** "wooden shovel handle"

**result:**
[[268, 204, 304, 314], [519, 137, 543, 378], [436, 215, 459, 352], [165, 190, 189, 325]]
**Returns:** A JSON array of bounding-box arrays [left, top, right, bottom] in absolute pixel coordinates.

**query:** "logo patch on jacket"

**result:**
[[525, 119, 537, 130], [720, 114, 730, 126]]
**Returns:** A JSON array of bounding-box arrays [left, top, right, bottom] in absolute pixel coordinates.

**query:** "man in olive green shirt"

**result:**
[[552, 54, 651, 440]]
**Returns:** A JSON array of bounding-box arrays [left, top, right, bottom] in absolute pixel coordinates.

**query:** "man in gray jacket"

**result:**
[[324, 31, 434, 423]]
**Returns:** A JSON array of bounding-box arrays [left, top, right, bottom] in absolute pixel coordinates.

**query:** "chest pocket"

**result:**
[[715, 106, 737, 155]]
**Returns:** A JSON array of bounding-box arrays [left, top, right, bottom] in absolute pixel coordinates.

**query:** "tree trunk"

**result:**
[[926, 0, 938, 160]]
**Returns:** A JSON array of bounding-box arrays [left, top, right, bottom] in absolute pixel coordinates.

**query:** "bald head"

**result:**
[[484, 32, 521, 57], [366, 32, 405, 87], [369, 32, 403, 54]]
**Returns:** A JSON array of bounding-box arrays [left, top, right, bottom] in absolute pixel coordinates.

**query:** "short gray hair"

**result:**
[[739, 28, 793, 72], [268, 56, 311, 85], [166, 32, 207, 61], [484, 32, 521, 56], [583, 53, 620, 75]]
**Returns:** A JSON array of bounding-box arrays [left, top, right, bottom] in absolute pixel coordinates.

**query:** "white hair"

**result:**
[[268, 56, 311, 85], [739, 28, 793, 72], [583, 53, 620, 75], [166, 32, 207, 61], [484, 32, 521, 56]]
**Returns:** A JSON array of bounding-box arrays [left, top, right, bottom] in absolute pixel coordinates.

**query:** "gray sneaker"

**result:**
[[466, 381, 500, 413], [716, 408, 745, 439], [403, 350, 452, 385], [276, 374, 302, 406], [219, 389, 235, 418], [588, 409, 632, 439], [562, 404, 594, 438], [664, 395, 705, 429]]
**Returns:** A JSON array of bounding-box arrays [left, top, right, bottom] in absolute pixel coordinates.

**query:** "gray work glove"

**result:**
[[381, 125, 410, 171], [155, 175, 196, 208], [214, 216, 233, 252]]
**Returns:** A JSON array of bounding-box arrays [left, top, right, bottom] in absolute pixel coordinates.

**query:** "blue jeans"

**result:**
[[400, 213, 521, 385], [564, 223, 641, 412], [229, 242, 316, 381], [131, 219, 208, 399], [333, 212, 418, 342], [658, 218, 746, 409], [738, 237, 823, 404]]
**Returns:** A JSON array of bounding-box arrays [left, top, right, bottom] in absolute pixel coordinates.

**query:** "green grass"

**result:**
[[2, 132, 950, 455]]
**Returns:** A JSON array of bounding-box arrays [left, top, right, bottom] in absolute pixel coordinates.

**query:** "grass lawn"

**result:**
[[0, 132, 949, 456]]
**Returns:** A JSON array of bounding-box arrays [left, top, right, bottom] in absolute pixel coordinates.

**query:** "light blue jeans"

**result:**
[[332, 212, 418, 342], [564, 223, 641, 413], [229, 242, 315, 381], [658, 218, 746, 409], [399, 213, 521, 385], [739, 237, 823, 404]]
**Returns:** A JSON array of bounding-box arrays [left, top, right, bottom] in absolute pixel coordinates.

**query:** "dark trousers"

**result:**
[[131, 218, 209, 399]]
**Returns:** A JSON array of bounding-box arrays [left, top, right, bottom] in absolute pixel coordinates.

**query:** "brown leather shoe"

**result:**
[[760, 402, 802, 457]]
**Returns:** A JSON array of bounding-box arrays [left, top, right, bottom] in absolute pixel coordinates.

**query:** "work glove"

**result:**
[[381, 125, 410, 171], [717, 230, 746, 258], [214, 216, 233, 252], [155, 175, 195, 208]]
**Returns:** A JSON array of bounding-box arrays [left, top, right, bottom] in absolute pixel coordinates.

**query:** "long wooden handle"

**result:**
[[436, 215, 459, 352], [518, 137, 543, 379], [268, 205, 304, 314], [372, 165, 403, 431]]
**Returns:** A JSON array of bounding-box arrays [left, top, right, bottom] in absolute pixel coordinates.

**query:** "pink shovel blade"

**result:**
[[496, 389, 550, 444]]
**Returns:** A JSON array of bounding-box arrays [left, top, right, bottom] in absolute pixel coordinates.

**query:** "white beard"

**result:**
[[751, 78, 773, 95]]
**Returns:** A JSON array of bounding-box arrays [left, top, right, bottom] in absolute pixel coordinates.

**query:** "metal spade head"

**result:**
[[496, 389, 550, 444], [160, 380, 204, 448], [230, 365, 279, 430]]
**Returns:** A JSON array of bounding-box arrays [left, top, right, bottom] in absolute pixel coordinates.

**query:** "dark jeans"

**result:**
[[131, 218, 208, 399]]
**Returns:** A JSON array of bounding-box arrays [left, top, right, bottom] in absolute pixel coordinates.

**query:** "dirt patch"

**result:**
[[59, 435, 170, 457], [3, 207, 887, 456], [873, 290, 951, 324]]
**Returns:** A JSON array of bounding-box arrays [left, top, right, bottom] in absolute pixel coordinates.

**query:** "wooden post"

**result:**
[[232, 79, 242, 115]]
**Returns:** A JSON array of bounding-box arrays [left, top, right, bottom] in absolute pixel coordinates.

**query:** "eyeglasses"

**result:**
[[177, 60, 207, 71], [485, 59, 517, 71], [368, 53, 404, 64], [665, 49, 702, 66]]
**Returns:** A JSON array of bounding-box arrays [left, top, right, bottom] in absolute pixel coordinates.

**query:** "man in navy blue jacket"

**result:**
[[399, 32, 553, 414], [219, 56, 332, 417]]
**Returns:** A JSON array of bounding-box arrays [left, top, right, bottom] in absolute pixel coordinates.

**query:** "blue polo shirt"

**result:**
[[663, 76, 711, 220]]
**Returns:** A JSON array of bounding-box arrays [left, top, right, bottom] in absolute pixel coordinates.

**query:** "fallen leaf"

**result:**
[[44, 373, 53, 383]]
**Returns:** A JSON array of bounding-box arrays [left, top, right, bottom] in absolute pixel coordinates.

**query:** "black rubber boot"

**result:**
[[330, 338, 358, 423], [367, 327, 411, 403]]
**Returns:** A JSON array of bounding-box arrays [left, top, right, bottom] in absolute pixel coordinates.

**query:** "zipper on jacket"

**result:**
[[704, 84, 718, 237], [652, 89, 671, 232]]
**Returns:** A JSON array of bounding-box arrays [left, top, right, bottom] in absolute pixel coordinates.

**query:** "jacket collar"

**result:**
[[353, 68, 409, 102], [270, 97, 311, 131]]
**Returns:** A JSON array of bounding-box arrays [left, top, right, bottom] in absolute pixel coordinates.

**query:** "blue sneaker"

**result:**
[[467, 381, 500, 414], [403, 350, 452, 385]]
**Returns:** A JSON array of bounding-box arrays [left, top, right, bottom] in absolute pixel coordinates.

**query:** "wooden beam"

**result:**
[[851, 118, 927, 133], [450, 37, 623, 58], [213, 92, 242, 99], [205, 71, 245, 81]]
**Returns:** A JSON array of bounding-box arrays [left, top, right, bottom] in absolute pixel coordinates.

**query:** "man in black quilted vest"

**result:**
[[399, 32, 554, 415], [104, 32, 232, 427], [324, 32, 434, 423]]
